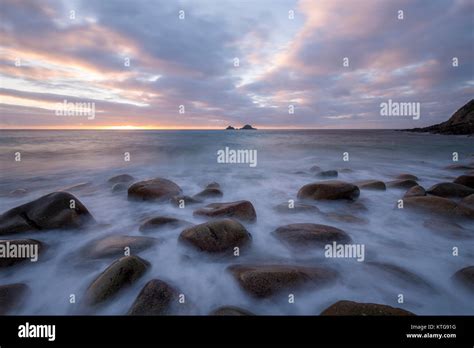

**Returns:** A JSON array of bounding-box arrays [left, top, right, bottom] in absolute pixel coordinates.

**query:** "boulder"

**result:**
[[387, 179, 419, 189], [9, 188, 28, 197], [0, 283, 29, 315], [210, 306, 255, 316], [0, 192, 94, 235], [84, 255, 150, 306], [273, 223, 351, 248], [228, 264, 338, 298], [426, 182, 474, 198], [0, 239, 45, 267], [297, 181, 359, 201], [193, 201, 257, 222], [193, 188, 223, 200], [139, 216, 190, 232], [324, 212, 369, 225], [205, 182, 221, 189], [108, 174, 135, 184], [452, 266, 474, 292], [128, 178, 182, 202], [111, 183, 128, 193], [366, 262, 434, 292], [355, 180, 386, 191], [444, 164, 474, 171], [320, 300, 415, 316], [454, 175, 474, 189], [403, 185, 426, 198], [423, 219, 471, 239], [128, 279, 179, 315], [461, 194, 474, 208], [402, 196, 474, 219], [309, 165, 321, 173], [80, 235, 157, 259], [59, 182, 92, 192], [316, 170, 338, 178], [179, 219, 251, 253], [273, 202, 320, 214], [394, 174, 419, 181]]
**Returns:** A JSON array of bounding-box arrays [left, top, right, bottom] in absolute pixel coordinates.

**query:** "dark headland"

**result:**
[[225, 124, 257, 130], [404, 99, 474, 135]]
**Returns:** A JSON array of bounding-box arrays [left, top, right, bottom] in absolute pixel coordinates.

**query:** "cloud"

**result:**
[[0, 0, 472, 129]]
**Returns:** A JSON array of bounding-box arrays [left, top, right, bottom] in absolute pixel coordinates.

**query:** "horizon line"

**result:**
[[0, 127, 402, 131]]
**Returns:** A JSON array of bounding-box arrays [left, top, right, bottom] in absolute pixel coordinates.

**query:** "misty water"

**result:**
[[0, 130, 473, 315]]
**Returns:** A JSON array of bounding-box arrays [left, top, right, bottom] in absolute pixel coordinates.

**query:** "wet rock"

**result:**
[[128, 279, 179, 315], [423, 220, 471, 239], [84, 255, 150, 306], [108, 174, 135, 184], [9, 188, 28, 197], [394, 174, 419, 181], [387, 179, 419, 189], [273, 202, 320, 214], [444, 164, 474, 171], [0, 192, 94, 235], [205, 182, 221, 189], [60, 182, 92, 192], [170, 195, 201, 207], [317, 170, 338, 178], [179, 219, 251, 253], [228, 264, 338, 298], [0, 283, 29, 315], [366, 262, 434, 292], [324, 212, 369, 225], [210, 306, 255, 316], [273, 223, 351, 248], [139, 216, 190, 232], [309, 165, 321, 173], [426, 182, 474, 198], [193, 201, 257, 222], [452, 266, 474, 292], [355, 180, 386, 191], [80, 235, 157, 259], [0, 239, 45, 267], [111, 183, 128, 193], [297, 181, 360, 201], [320, 300, 415, 316], [403, 196, 474, 219], [461, 194, 474, 208], [128, 178, 182, 202], [453, 175, 474, 189], [403, 185, 426, 198], [193, 188, 223, 200]]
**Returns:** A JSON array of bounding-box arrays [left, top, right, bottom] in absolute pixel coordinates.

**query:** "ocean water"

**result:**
[[0, 129, 473, 315]]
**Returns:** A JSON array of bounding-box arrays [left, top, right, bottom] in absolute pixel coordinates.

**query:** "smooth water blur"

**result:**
[[0, 129, 473, 315]]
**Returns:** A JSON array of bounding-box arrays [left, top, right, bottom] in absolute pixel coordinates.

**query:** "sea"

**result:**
[[0, 129, 473, 314]]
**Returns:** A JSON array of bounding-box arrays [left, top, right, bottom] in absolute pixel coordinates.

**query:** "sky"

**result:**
[[0, 0, 473, 130]]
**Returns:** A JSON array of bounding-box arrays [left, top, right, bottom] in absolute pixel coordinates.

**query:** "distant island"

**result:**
[[404, 99, 473, 135], [225, 124, 257, 130]]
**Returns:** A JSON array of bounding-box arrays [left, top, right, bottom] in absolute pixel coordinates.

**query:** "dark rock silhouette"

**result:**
[[240, 124, 257, 130], [225, 125, 235, 130], [405, 99, 474, 135]]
